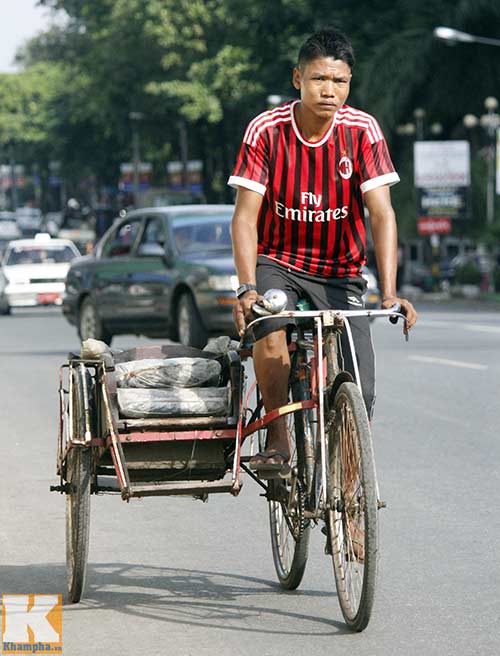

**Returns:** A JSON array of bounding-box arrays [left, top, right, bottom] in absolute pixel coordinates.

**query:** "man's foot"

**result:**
[[249, 449, 290, 478]]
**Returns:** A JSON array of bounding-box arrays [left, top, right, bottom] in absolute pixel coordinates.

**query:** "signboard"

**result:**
[[417, 216, 452, 235], [167, 161, 183, 190], [167, 160, 203, 193], [414, 140, 470, 188], [119, 162, 152, 192], [416, 187, 468, 219], [414, 140, 471, 229], [0, 164, 25, 190]]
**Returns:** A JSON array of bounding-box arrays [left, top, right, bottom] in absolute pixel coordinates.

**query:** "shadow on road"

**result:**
[[0, 562, 348, 635]]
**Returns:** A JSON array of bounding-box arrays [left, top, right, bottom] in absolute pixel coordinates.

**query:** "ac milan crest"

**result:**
[[338, 156, 353, 180]]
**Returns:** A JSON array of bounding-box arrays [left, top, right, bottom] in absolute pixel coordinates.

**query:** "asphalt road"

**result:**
[[0, 303, 499, 655]]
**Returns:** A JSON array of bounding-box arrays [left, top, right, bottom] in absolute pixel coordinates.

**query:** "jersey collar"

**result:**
[[290, 100, 337, 147]]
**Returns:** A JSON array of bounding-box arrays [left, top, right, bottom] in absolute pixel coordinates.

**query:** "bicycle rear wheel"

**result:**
[[267, 371, 312, 590], [325, 381, 378, 631]]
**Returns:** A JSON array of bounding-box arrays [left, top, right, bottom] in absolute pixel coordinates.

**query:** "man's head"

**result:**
[[297, 27, 355, 71], [293, 28, 354, 120]]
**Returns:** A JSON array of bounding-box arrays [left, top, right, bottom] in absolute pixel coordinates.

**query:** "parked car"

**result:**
[[62, 204, 384, 348], [62, 205, 238, 347], [0, 211, 22, 256], [0, 233, 81, 314]]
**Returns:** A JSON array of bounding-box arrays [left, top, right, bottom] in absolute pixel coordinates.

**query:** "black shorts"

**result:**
[[254, 257, 376, 418]]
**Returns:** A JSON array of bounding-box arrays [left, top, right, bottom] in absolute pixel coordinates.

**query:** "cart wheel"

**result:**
[[66, 447, 91, 602]]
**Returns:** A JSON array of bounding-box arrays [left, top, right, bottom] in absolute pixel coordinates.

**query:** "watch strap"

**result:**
[[236, 283, 257, 298]]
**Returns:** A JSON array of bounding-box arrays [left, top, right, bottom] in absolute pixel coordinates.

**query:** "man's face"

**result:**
[[293, 57, 352, 119]]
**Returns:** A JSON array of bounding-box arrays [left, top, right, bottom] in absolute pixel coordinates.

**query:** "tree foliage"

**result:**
[[0, 0, 498, 231]]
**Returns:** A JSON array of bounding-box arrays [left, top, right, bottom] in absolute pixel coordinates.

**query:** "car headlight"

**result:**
[[206, 274, 239, 291]]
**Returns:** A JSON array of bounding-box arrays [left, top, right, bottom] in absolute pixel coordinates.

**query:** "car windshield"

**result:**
[[172, 214, 232, 254], [6, 245, 77, 265]]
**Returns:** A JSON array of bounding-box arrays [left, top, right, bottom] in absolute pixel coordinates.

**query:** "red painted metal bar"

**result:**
[[242, 399, 317, 439], [119, 429, 237, 443], [99, 370, 131, 498]]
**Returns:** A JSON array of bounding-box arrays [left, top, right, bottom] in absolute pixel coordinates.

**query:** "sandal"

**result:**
[[249, 450, 291, 479]]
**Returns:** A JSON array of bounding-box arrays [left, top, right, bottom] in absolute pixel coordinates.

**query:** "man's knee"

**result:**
[[254, 327, 287, 356]]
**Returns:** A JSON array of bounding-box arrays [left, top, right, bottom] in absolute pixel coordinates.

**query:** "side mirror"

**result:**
[[137, 243, 165, 257]]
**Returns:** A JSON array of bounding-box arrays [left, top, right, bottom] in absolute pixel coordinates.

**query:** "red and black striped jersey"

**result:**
[[228, 100, 399, 278]]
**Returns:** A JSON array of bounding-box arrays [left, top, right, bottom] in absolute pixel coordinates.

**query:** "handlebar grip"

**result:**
[[389, 302, 402, 324]]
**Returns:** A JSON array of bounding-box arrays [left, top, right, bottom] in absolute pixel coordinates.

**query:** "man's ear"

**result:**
[[292, 67, 301, 90]]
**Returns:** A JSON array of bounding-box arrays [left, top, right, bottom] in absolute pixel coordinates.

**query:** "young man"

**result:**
[[229, 27, 417, 471]]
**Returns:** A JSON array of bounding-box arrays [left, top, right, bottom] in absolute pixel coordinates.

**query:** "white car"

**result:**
[[0, 233, 80, 314]]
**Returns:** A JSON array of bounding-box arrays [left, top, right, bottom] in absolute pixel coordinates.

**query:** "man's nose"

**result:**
[[321, 81, 335, 96]]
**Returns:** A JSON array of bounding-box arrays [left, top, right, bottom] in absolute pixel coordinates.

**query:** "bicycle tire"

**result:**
[[65, 367, 92, 603], [325, 381, 378, 631], [268, 366, 312, 590]]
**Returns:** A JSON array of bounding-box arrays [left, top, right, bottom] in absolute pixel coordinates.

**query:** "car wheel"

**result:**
[[78, 297, 113, 346], [176, 293, 208, 349], [0, 301, 11, 316]]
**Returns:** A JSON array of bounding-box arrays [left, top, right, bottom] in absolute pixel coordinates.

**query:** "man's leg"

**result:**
[[252, 327, 290, 461]]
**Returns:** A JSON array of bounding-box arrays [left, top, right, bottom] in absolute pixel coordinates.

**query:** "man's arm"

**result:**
[[364, 185, 418, 333], [231, 187, 264, 335]]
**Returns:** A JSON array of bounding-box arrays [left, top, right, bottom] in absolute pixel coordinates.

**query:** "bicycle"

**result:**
[[238, 295, 406, 631]]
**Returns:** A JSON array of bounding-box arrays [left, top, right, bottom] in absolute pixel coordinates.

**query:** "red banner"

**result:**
[[417, 216, 451, 235]]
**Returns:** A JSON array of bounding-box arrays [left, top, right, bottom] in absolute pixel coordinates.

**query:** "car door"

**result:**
[[93, 216, 144, 324], [122, 214, 177, 329]]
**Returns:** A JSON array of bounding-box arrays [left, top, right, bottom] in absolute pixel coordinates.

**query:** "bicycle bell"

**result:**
[[261, 288, 288, 314]]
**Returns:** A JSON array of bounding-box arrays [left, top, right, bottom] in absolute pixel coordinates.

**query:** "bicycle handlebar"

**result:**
[[249, 302, 404, 322]]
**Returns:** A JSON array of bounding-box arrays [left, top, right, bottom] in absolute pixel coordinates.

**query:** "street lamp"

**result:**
[[434, 26, 500, 48], [463, 97, 500, 225]]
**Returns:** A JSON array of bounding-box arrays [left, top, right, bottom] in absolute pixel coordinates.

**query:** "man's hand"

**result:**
[[233, 290, 260, 337], [381, 296, 418, 336]]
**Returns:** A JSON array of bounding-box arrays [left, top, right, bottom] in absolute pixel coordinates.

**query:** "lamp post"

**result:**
[[434, 26, 500, 48], [129, 111, 144, 204], [463, 97, 500, 225]]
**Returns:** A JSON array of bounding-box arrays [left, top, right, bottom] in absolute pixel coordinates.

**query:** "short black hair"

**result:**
[[298, 27, 355, 69]]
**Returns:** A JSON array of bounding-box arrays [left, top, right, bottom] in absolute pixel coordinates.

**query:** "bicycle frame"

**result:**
[[239, 306, 405, 515]]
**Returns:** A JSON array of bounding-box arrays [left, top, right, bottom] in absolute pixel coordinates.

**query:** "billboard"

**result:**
[[414, 140, 470, 187], [414, 140, 471, 229]]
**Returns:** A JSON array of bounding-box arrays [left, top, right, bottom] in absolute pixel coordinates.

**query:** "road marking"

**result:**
[[408, 355, 488, 370], [416, 320, 500, 332], [464, 324, 500, 334]]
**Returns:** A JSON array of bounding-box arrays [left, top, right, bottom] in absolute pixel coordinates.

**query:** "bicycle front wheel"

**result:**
[[325, 381, 378, 631], [268, 374, 312, 590]]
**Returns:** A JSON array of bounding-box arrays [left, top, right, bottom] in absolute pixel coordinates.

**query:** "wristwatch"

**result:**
[[236, 283, 257, 298]]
